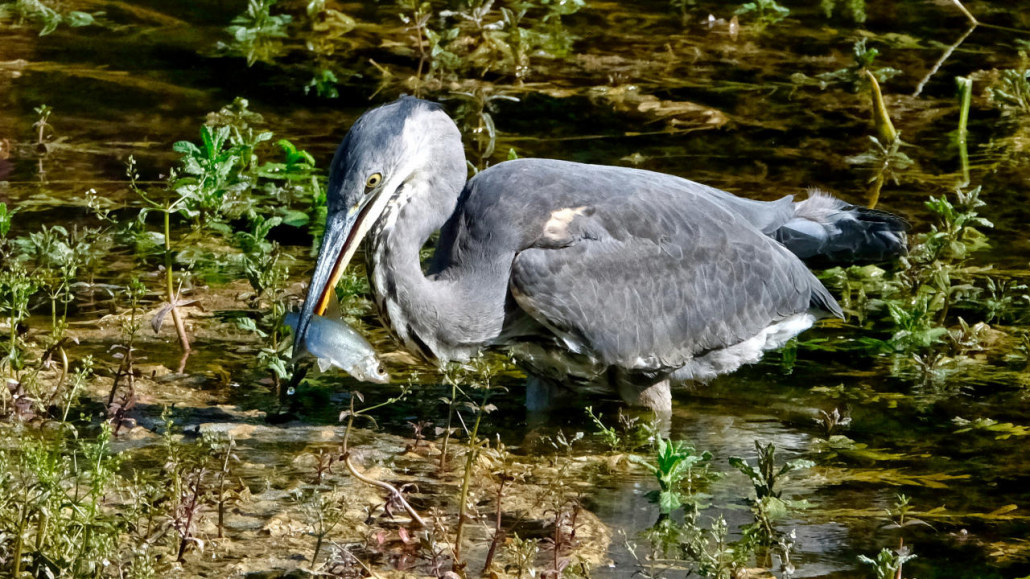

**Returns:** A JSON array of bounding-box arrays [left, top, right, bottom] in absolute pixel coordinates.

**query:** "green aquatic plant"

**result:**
[[107, 278, 146, 432], [730, 440, 813, 547], [823, 184, 1000, 365], [0, 423, 126, 577], [859, 546, 916, 579], [450, 357, 504, 568], [205, 434, 241, 540], [981, 277, 1029, 324], [0, 199, 115, 417], [734, 0, 789, 27], [634, 437, 714, 515], [12, 222, 108, 341], [956, 76, 973, 185], [171, 124, 254, 230], [222, 0, 292, 65], [730, 440, 813, 501], [302, 485, 348, 569], [987, 52, 1030, 114], [585, 406, 655, 452], [389, 0, 585, 90], [641, 513, 747, 579], [32, 104, 53, 148], [794, 39, 902, 91], [953, 416, 1030, 439], [132, 100, 321, 362], [130, 156, 193, 354], [859, 495, 924, 579], [451, 88, 519, 171], [396, 0, 435, 92], [305, 68, 340, 98], [504, 532, 540, 579], [846, 68, 911, 209], [0, 0, 97, 36], [585, 406, 621, 450], [668, 0, 696, 27], [820, 0, 865, 22], [233, 215, 290, 300], [0, 262, 36, 381]]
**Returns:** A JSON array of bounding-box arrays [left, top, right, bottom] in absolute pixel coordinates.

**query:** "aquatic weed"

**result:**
[[0, 0, 98, 36], [584, 405, 655, 452], [106, 278, 146, 432], [987, 52, 1030, 114], [302, 485, 348, 569], [819, 0, 866, 22], [0, 422, 126, 576], [633, 437, 714, 516], [450, 356, 505, 569], [130, 156, 194, 355], [734, 0, 789, 27], [858, 547, 917, 579], [730, 441, 813, 547], [221, 0, 292, 65], [793, 39, 902, 91]]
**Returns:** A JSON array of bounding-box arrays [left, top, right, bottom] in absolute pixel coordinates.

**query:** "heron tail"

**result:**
[[773, 190, 908, 267]]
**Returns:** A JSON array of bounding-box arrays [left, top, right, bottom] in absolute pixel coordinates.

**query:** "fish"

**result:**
[[284, 312, 390, 384]]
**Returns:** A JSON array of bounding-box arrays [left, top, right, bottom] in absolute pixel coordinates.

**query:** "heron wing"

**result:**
[[508, 181, 834, 372]]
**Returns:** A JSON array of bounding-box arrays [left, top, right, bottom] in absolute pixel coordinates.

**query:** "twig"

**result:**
[[342, 453, 426, 527], [912, 25, 975, 97], [950, 0, 977, 25]]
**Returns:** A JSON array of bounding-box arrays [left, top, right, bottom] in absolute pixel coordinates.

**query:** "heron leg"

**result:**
[[525, 374, 573, 412], [617, 379, 672, 415]]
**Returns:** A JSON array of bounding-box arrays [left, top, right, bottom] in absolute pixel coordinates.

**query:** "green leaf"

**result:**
[[173, 140, 201, 156], [66, 11, 95, 27], [280, 209, 310, 228], [658, 490, 682, 514]]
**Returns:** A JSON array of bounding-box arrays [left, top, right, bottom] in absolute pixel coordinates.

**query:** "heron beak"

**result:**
[[293, 190, 389, 357]]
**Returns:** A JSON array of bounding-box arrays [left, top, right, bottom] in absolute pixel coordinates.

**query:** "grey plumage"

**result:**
[[295, 97, 908, 411]]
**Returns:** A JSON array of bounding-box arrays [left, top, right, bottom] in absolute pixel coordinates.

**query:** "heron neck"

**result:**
[[367, 172, 478, 361]]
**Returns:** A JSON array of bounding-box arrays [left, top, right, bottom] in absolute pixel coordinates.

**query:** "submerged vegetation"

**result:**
[[2, 0, 1030, 577]]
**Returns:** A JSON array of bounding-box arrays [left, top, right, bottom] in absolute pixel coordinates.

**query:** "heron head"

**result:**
[[294, 97, 464, 356]]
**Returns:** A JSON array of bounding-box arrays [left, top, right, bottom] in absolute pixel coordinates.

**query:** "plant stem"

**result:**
[[866, 172, 886, 209], [12, 507, 26, 577], [453, 390, 489, 565], [896, 537, 905, 579], [217, 439, 234, 539], [481, 474, 508, 575], [957, 76, 972, 186], [950, 0, 978, 24], [176, 468, 204, 562], [312, 530, 324, 569], [164, 208, 190, 353], [60, 348, 77, 422], [866, 70, 898, 144], [439, 380, 457, 469]]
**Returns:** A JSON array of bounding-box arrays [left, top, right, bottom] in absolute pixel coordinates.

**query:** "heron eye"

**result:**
[[377, 365, 386, 375], [365, 173, 382, 190]]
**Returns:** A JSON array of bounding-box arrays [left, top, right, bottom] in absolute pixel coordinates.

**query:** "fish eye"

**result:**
[[365, 172, 382, 191]]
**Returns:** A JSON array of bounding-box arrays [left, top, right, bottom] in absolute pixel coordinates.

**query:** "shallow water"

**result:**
[[2, 0, 1030, 577]]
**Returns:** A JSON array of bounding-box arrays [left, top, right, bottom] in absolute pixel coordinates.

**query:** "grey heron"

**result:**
[[294, 97, 906, 412]]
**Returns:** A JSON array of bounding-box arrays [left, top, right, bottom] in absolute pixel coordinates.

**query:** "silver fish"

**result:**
[[284, 313, 390, 384]]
